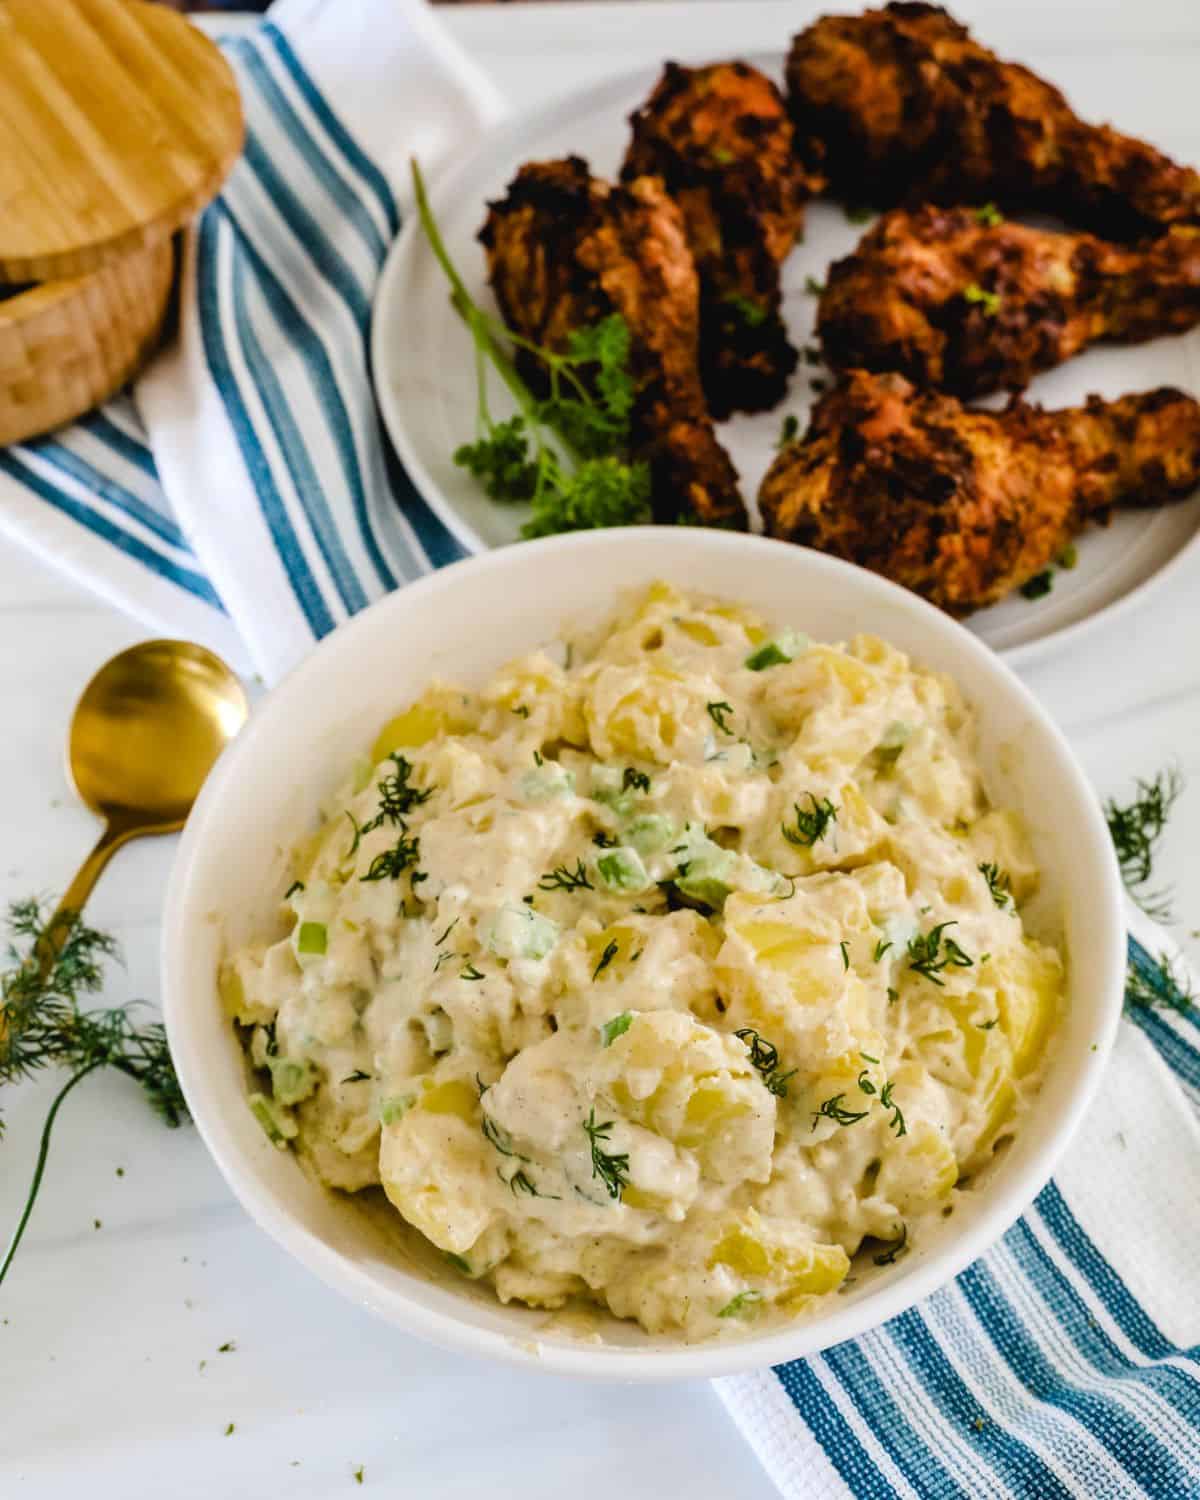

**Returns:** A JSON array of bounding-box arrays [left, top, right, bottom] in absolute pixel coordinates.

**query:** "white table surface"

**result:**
[[2, 2, 1199, 1495]]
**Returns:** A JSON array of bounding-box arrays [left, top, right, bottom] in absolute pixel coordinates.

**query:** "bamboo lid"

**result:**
[[0, 0, 244, 284]]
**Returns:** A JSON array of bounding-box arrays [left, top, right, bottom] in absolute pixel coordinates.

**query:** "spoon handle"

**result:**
[[38, 823, 132, 970]]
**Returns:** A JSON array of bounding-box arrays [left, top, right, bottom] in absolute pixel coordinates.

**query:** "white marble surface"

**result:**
[[2, 2, 1199, 1495]]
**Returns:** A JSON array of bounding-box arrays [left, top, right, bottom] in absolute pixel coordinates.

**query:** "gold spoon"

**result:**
[[47, 640, 248, 944]]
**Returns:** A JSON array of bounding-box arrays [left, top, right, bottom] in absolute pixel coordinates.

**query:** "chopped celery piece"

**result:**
[[380, 1093, 415, 1125], [268, 1056, 317, 1106], [518, 764, 575, 801], [717, 1289, 764, 1319], [625, 814, 675, 855], [744, 629, 808, 671], [249, 1092, 297, 1148], [485, 903, 560, 960], [599, 1011, 634, 1047], [296, 921, 327, 957], [874, 721, 912, 767], [596, 847, 650, 893]]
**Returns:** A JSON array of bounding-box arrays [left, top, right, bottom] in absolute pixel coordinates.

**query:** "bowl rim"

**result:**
[[161, 528, 1126, 1380]]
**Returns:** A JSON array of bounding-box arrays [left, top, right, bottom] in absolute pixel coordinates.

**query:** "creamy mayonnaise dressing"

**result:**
[[223, 582, 1062, 1339]]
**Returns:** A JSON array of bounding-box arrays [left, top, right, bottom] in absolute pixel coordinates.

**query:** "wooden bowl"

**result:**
[[0, 237, 174, 447]]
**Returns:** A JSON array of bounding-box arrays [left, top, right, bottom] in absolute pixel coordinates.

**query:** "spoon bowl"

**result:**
[[49, 639, 248, 939], [69, 640, 249, 832]]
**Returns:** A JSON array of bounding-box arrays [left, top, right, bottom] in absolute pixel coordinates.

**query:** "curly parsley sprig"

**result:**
[[0, 900, 187, 1286], [412, 158, 651, 540]]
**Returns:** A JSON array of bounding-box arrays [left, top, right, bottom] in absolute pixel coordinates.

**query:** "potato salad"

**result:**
[[223, 582, 1063, 1339]]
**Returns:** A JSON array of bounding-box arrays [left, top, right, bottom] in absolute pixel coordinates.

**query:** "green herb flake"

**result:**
[[582, 1108, 630, 1201], [354, 1466, 364, 1485], [907, 921, 974, 986], [1104, 767, 1182, 920], [811, 1093, 869, 1129], [840, 940, 851, 972], [600, 1011, 634, 1047], [593, 939, 620, 980], [782, 793, 838, 848], [873, 1222, 908, 1265], [538, 860, 593, 893], [1020, 570, 1054, 600], [707, 701, 735, 736], [963, 282, 1002, 317], [978, 861, 1012, 909], [803, 275, 826, 296], [224, 1423, 235, 1437], [974, 203, 1004, 227], [735, 1027, 796, 1097], [776, 413, 800, 449]]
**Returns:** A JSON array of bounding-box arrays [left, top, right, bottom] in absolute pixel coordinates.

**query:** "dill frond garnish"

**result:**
[[873, 1222, 908, 1265], [978, 862, 1012, 909], [907, 921, 973, 986], [811, 1093, 869, 1130], [361, 831, 420, 883], [879, 1080, 907, 1138], [706, 701, 735, 736], [537, 860, 593, 893], [592, 940, 620, 980], [0, 900, 187, 1286], [781, 794, 838, 849], [1125, 947, 1195, 1015], [582, 1107, 630, 1201], [1104, 767, 1183, 921], [734, 1027, 796, 1098]]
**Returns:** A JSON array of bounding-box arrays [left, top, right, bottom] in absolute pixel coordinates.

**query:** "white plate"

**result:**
[[372, 61, 1200, 668]]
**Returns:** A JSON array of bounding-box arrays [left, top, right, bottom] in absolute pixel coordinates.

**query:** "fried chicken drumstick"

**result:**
[[760, 369, 1200, 613], [786, 4, 1200, 239], [622, 61, 818, 418], [818, 207, 1200, 398], [480, 157, 746, 528]]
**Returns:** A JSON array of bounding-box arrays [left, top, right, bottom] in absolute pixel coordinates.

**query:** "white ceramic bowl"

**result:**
[[161, 529, 1124, 1380]]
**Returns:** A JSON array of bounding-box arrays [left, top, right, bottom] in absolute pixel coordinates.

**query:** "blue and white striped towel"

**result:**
[[0, 0, 502, 681], [718, 901, 1200, 1500]]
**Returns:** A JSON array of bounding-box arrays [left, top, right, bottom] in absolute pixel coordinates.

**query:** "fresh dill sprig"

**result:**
[[873, 1222, 908, 1265], [734, 1027, 796, 1098], [907, 921, 973, 986], [0, 900, 187, 1286], [782, 794, 838, 849], [592, 939, 620, 980], [811, 1093, 869, 1130], [879, 1080, 907, 1138], [372, 754, 433, 824], [1104, 767, 1182, 921], [1125, 949, 1195, 1015], [978, 862, 1012, 909], [707, 701, 735, 736], [537, 860, 593, 893], [411, 159, 652, 540], [361, 831, 420, 883], [582, 1107, 630, 1201]]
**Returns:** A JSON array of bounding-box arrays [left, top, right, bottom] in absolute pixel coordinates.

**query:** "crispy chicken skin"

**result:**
[[818, 207, 1200, 397], [786, 4, 1200, 238], [479, 156, 746, 529], [759, 369, 1200, 613], [622, 61, 818, 418]]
